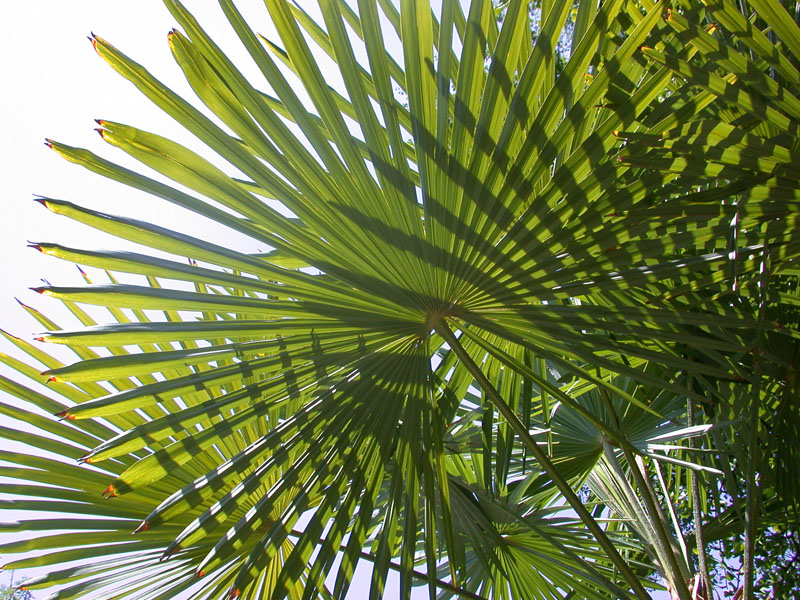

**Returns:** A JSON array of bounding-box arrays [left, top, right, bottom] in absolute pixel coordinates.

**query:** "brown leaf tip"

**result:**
[[103, 484, 118, 498], [229, 588, 240, 599], [133, 520, 150, 534], [196, 570, 205, 578]]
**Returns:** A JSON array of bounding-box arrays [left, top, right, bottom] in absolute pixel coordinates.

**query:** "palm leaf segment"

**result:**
[[2, 0, 798, 598]]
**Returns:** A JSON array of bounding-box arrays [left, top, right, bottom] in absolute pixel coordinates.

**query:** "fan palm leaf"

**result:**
[[2, 1, 798, 599]]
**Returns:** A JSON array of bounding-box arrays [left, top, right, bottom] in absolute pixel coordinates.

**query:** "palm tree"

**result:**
[[1, 0, 797, 598]]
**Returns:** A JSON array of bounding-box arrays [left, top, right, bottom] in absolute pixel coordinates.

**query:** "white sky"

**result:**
[[0, 3, 421, 598], [0, 2, 672, 599]]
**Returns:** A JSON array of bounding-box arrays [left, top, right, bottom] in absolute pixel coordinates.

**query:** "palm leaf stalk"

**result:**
[[1, 0, 798, 599]]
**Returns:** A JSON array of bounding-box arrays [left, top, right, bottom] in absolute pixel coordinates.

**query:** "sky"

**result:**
[[0, 2, 416, 598], [0, 2, 672, 599]]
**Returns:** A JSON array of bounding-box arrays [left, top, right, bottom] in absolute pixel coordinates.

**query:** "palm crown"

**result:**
[[2, 0, 799, 599]]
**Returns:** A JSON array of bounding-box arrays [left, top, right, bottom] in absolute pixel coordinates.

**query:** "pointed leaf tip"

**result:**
[[133, 521, 150, 534]]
